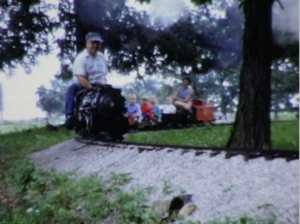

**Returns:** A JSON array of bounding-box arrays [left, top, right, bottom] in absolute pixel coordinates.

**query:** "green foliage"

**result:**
[[0, 162, 158, 224], [0, 0, 58, 73], [200, 213, 277, 224], [62, 0, 239, 78], [271, 59, 299, 112], [122, 78, 176, 103], [56, 0, 77, 80], [138, 0, 212, 5], [126, 121, 299, 150], [191, 0, 213, 5], [162, 179, 173, 194]]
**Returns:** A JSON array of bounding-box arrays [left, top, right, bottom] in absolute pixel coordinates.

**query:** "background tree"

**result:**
[[36, 79, 69, 120], [0, 0, 58, 74], [55, 0, 77, 80], [137, 0, 298, 149], [121, 78, 163, 101], [271, 59, 299, 119], [69, 0, 223, 78]]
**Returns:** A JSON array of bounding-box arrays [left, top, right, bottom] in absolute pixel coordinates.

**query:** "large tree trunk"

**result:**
[[74, 0, 85, 53], [226, 0, 273, 149]]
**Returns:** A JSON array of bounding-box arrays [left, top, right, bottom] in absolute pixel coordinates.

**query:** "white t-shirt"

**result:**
[[162, 104, 176, 114], [73, 50, 108, 84]]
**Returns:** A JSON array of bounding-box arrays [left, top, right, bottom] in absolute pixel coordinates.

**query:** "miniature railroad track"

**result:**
[[75, 137, 299, 162]]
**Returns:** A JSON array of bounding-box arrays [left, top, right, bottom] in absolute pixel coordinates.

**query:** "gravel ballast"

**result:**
[[30, 140, 299, 223]]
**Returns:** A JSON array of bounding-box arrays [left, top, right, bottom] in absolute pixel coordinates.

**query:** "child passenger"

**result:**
[[140, 96, 153, 121], [126, 94, 142, 124], [162, 97, 176, 114], [149, 95, 162, 122]]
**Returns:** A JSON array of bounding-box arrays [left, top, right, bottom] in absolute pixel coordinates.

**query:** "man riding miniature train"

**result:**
[[64, 32, 109, 129]]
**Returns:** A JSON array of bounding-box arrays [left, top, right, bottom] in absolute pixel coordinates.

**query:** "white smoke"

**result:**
[[147, 0, 191, 27], [272, 0, 299, 44], [126, 0, 193, 27]]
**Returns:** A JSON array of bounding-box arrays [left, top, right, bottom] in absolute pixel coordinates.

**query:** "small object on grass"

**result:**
[[169, 194, 193, 216], [177, 202, 198, 219]]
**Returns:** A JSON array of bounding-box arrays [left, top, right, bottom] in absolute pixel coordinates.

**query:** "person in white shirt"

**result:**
[[162, 97, 176, 114], [65, 32, 109, 128]]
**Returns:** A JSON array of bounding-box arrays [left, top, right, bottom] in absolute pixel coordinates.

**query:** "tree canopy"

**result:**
[[36, 79, 69, 118], [0, 0, 58, 74]]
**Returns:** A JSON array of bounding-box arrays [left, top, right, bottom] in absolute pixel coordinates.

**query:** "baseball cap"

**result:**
[[85, 32, 103, 43]]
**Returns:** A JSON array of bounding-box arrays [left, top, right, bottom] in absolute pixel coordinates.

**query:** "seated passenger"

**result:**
[[140, 96, 153, 121], [162, 97, 176, 114], [126, 94, 142, 124], [173, 77, 194, 111], [149, 95, 162, 122]]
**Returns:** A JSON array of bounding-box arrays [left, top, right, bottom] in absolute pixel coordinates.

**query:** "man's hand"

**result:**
[[76, 75, 93, 89]]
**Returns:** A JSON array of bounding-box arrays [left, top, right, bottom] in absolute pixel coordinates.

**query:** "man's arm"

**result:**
[[73, 54, 93, 89], [76, 75, 93, 89], [182, 89, 194, 103]]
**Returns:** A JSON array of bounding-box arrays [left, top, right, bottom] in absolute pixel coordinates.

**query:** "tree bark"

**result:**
[[73, 0, 85, 53], [226, 0, 273, 149]]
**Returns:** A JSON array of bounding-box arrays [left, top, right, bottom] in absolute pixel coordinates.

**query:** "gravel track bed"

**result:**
[[30, 140, 299, 223]]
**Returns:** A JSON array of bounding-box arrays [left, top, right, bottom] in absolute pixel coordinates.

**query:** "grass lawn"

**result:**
[[0, 123, 45, 135], [270, 111, 298, 121], [126, 120, 299, 150], [0, 121, 297, 223]]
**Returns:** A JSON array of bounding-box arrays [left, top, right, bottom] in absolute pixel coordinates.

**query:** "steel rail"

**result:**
[[75, 137, 299, 162]]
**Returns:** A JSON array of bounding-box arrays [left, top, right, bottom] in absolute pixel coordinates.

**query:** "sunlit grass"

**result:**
[[0, 123, 45, 134], [0, 126, 73, 160], [125, 121, 299, 150]]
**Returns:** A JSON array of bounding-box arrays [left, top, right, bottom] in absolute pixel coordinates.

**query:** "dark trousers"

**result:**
[[65, 83, 84, 116]]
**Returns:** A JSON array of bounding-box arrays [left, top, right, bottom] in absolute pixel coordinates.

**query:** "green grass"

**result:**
[[0, 123, 45, 135], [126, 121, 299, 150], [0, 162, 159, 224], [271, 121, 299, 150], [0, 127, 73, 159], [270, 111, 298, 121]]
